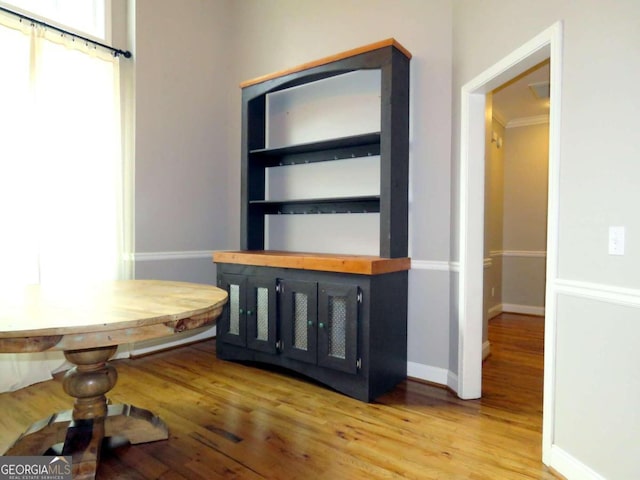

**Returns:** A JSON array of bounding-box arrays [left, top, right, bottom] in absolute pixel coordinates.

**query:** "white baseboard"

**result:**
[[502, 303, 545, 316], [447, 370, 459, 393], [407, 361, 449, 385], [482, 341, 491, 360], [131, 325, 217, 357], [406, 362, 458, 394], [547, 444, 606, 480], [488, 304, 502, 319], [487, 303, 544, 317]]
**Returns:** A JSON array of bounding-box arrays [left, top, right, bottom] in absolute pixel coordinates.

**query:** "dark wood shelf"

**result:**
[[249, 195, 380, 214], [250, 132, 380, 167]]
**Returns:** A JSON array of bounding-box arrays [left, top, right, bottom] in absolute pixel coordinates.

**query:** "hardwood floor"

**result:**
[[0, 313, 559, 479]]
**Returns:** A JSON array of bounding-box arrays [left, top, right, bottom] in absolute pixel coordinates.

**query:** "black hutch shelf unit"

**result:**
[[240, 38, 411, 259], [214, 39, 411, 402]]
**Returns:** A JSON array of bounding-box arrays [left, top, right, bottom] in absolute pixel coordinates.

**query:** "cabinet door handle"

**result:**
[[307, 320, 313, 326], [239, 308, 244, 314], [319, 322, 325, 329], [246, 310, 253, 315]]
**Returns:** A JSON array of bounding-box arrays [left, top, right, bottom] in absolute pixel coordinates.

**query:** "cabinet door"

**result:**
[[280, 279, 317, 365], [246, 276, 277, 354], [317, 283, 359, 374], [218, 273, 247, 347]]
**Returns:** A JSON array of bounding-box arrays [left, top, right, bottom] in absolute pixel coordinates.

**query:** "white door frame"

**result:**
[[457, 21, 563, 463]]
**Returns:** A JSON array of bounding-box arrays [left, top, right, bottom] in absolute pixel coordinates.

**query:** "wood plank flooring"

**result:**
[[0, 313, 560, 479]]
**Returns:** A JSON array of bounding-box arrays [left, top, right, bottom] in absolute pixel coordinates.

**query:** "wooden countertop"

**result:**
[[213, 251, 410, 275], [240, 38, 411, 88]]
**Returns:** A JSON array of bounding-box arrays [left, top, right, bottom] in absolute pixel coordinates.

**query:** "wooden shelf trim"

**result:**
[[240, 38, 411, 88], [213, 251, 411, 275]]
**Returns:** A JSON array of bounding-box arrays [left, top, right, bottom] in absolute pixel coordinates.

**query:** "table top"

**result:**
[[0, 280, 228, 353]]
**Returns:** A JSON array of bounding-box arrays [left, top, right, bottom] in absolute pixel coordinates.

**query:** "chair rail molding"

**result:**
[[554, 278, 640, 309], [490, 250, 547, 258], [133, 250, 214, 262], [411, 259, 457, 272]]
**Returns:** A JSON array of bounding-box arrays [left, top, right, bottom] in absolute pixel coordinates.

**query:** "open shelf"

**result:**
[[240, 38, 409, 257], [249, 195, 380, 214], [250, 132, 380, 167]]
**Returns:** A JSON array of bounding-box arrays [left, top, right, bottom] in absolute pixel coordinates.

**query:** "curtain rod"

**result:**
[[0, 5, 132, 58]]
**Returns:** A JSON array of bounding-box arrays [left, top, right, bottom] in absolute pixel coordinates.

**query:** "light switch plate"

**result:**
[[608, 226, 625, 255]]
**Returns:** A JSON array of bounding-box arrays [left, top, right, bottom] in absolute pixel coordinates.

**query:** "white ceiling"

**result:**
[[492, 61, 550, 125]]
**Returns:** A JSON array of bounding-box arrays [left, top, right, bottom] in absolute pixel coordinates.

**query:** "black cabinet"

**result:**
[[280, 278, 318, 365], [216, 262, 408, 402], [218, 273, 277, 354], [317, 282, 359, 374], [214, 39, 411, 402], [279, 279, 359, 374]]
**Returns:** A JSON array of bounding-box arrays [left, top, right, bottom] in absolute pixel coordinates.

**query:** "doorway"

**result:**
[[483, 61, 550, 356], [457, 22, 563, 464]]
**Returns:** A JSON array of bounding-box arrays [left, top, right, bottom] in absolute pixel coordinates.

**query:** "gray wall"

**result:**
[[226, 0, 454, 377], [485, 120, 549, 321], [452, 1, 640, 477], [130, 0, 454, 378], [502, 122, 548, 314], [133, 0, 236, 285], [129, 1, 640, 477]]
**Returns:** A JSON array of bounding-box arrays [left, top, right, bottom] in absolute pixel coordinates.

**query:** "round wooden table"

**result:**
[[0, 279, 227, 480]]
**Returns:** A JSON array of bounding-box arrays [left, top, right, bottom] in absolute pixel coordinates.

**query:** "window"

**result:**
[[0, 5, 131, 392], [0, 0, 107, 40]]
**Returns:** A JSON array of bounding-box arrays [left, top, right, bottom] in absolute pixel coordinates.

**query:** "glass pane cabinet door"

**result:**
[[292, 292, 309, 350], [256, 287, 269, 340], [229, 284, 241, 335], [327, 295, 348, 359], [246, 276, 277, 354], [219, 273, 247, 347], [280, 279, 317, 364], [318, 283, 359, 374]]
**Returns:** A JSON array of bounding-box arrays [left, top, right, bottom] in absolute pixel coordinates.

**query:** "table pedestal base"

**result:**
[[5, 404, 168, 478], [3, 346, 169, 480]]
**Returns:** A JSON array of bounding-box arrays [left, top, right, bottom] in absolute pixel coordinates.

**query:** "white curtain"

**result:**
[[0, 12, 131, 392]]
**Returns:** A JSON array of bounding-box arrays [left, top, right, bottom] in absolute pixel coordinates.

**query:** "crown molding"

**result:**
[[506, 114, 549, 128], [492, 111, 507, 128]]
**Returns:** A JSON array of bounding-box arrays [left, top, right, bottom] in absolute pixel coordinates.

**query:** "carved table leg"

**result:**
[[4, 345, 168, 480]]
